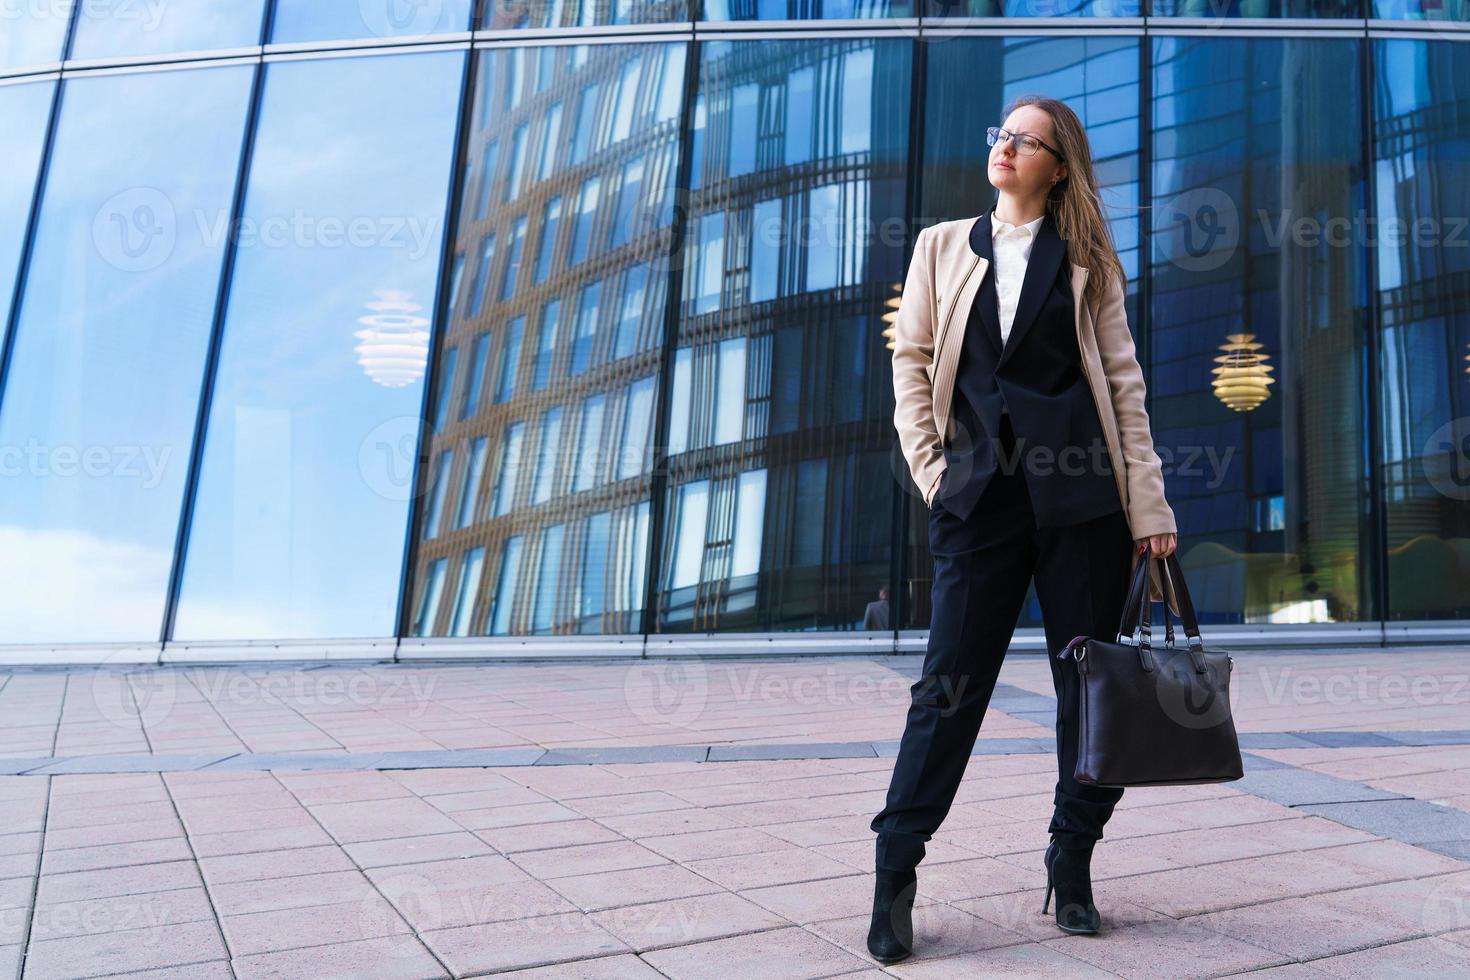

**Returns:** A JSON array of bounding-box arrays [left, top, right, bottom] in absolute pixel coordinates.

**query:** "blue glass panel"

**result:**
[[0, 64, 253, 643], [71, 0, 266, 59], [481, 0, 689, 32], [0, 79, 54, 335], [172, 50, 464, 641], [270, 0, 474, 42], [0, 1, 73, 70], [1154, 0, 1356, 14], [407, 42, 683, 636], [704, 0, 916, 20], [660, 37, 910, 631], [1373, 38, 1470, 620], [1151, 35, 1368, 623]]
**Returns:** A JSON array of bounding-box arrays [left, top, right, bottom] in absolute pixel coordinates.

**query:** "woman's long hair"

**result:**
[[1000, 94, 1126, 313]]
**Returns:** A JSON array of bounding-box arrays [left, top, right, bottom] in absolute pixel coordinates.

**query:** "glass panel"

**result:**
[[705, 0, 916, 20], [0, 79, 55, 336], [172, 50, 465, 640], [71, 0, 267, 60], [450, 545, 485, 635], [406, 41, 686, 636], [924, 0, 1137, 15], [1152, 35, 1369, 623], [270, 0, 475, 42], [910, 35, 1142, 629], [0, 64, 253, 643], [481, 0, 690, 29], [656, 38, 911, 632], [1152, 0, 1356, 14], [1372, 0, 1470, 20], [1373, 38, 1470, 620], [0, 1, 73, 70]]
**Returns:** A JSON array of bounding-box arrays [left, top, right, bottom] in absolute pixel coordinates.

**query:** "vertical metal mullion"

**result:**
[[157, 55, 272, 647], [892, 31, 926, 642], [392, 48, 481, 646], [0, 0, 82, 434], [641, 38, 701, 641], [1358, 29, 1389, 636]]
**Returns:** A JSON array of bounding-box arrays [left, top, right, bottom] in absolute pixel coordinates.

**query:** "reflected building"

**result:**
[[0, 1, 1467, 659]]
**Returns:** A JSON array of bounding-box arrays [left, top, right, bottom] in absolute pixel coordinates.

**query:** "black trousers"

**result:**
[[873, 411, 1136, 871]]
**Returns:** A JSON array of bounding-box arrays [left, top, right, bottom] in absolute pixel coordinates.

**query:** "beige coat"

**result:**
[[892, 215, 1178, 608]]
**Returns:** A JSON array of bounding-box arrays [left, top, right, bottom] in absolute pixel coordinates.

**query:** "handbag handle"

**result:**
[[1141, 553, 1208, 674]]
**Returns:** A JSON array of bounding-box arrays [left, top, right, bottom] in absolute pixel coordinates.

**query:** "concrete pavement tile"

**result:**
[[308, 796, 463, 844], [565, 792, 692, 819], [886, 942, 1119, 978], [683, 847, 853, 892], [367, 859, 575, 930], [188, 823, 335, 858], [210, 870, 379, 917], [492, 953, 665, 978], [344, 832, 495, 868], [1041, 916, 1290, 978], [639, 827, 786, 863], [44, 800, 179, 830], [640, 924, 869, 979], [41, 816, 186, 851], [914, 856, 1039, 903], [957, 881, 1171, 942], [387, 768, 529, 796], [1193, 892, 1429, 961], [1307, 935, 1470, 978], [421, 785, 551, 813], [1298, 798, 1470, 845], [0, 945, 18, 980], [231, 934, 448, 979], [39, 837, 194, 876], [451, 801, 585, 831], [20, 918, 227, 978], [596, 806, 741, 838], [0, 836, 38, 860], [0, 879, 31, 913], [742, 873, 908, 925], [199, 844, 357, 885], [27, 887, 215, 941], [179, 803, 318, 837], [511, 840, 668, 880], [36, 859, 202, 904], [590, 891, 786, 951], [477, 820, 622, 855], [546, 864, 723, 913], [421, 909, 627, 975], [221, 894, 412, 956]]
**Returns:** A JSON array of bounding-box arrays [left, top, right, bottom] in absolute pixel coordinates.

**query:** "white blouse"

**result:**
[[990, 209, 1045, 415]]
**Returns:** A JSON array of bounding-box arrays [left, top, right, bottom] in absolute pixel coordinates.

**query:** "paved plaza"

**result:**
[[2, 648, 1470, 978]]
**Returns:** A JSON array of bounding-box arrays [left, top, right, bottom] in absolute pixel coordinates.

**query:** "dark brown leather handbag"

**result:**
[[1057, 545, 1244, 787]]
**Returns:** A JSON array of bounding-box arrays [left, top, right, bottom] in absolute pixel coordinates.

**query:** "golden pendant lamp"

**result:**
[[1212, 332, 1275, 412]]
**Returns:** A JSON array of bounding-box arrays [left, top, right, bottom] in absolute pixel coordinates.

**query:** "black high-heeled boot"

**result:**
[[1041, 836, 1101, 935], [866, 868, 917, 963]]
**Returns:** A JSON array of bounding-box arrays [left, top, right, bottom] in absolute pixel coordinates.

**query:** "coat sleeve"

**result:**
[[891, 226, 947, 509], [1094, 270, 1181, 615]]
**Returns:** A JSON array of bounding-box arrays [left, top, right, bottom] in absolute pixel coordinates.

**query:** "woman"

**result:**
[[868, 95, 1179, 962]]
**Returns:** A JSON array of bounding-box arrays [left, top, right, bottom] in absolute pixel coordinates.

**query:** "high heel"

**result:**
[[1041, 836, 1102, 935], [866, 868, 917, 963]]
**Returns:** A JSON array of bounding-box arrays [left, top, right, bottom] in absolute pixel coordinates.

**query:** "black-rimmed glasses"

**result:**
[[987, 126, 1066, 162]]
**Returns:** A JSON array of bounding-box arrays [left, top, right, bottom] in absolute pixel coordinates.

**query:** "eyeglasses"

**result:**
[[987, 126, 1066, 162]]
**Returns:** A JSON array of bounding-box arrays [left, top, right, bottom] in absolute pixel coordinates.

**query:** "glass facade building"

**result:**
[[1, 2, 1467, 661]]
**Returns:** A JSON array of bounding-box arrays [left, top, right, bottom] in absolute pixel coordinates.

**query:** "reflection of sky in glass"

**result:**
[[71, 0, 267, 59], [0, 1, 73, 69], [0, 65, 254, 643], [0, 80, 54, 334], [172, 50, 464, 641], [270, 0, 475, 42]]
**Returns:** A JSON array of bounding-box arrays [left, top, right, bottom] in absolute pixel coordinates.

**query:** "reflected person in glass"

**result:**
[[871, 96, 1180, 961]]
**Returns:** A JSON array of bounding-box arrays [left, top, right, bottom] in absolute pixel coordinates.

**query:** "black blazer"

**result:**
[[933, 209, 1123, 528]]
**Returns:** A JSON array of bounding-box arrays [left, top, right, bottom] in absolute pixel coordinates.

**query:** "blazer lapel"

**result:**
[[966, 211, 1003, 357], [996, 209, 1065, 371]]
